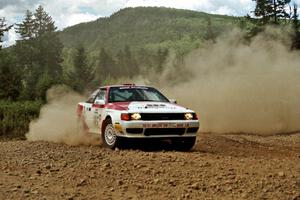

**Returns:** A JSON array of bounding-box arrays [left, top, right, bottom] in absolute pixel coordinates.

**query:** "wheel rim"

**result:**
[[104, 124, 116, 146]]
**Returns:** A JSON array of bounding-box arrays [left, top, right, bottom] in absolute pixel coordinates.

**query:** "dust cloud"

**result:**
[[161, 28, 300, 135], [26, 85, 99, 145], [26, 28, 300, 139]]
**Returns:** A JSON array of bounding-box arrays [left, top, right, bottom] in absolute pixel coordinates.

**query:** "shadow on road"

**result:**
[[117, 138, 194, 152]]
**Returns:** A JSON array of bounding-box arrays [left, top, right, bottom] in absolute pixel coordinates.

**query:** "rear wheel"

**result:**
[[102, 119, 121, 149], [172, 137, 196, 151]]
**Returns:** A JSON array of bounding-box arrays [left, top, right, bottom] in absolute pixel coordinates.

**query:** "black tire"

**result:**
[[172, 137, 196, 151], [101, 119, 122, 149]]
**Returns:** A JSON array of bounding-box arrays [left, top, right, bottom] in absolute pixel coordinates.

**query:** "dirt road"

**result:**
[[0, 133, 299, 200]]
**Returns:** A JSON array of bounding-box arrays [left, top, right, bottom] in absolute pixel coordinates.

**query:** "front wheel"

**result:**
[[172, 137, 196, 151], [102, 119, 121, 149]]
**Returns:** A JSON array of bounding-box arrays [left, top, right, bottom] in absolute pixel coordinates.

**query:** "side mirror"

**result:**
[[169, 99, 177, 104], [94, 99, 105, 106]]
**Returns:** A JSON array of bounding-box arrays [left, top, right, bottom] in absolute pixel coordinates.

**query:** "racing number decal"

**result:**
[[94, 113, 101, 126]]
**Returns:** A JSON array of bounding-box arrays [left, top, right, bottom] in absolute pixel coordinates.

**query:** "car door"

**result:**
[[91, 88, 107, 134], [84, 89, 99, 131]]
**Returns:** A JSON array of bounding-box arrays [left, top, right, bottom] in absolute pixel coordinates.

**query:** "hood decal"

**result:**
[[128, 102, 187, 112], [106, 101, 191, 112]]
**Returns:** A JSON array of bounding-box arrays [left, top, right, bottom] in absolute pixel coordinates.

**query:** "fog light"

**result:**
[[184, 113, 193, 120], [114, 123, 123, 132]]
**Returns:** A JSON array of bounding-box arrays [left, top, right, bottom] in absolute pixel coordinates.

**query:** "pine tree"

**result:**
[[16, 10, 35, 40], [123, 45, 138, 78], [291, 3, 300, 50], [67, 46, 94, 93], [0, 51, 22, 100], [115, 49, 126, 77], [156, 48, 168, 73], [15, 10, 36, 74], [274, 0, 291, 24], [33, 5, 56, 37], [252, 0, 291, 25], [33, 5, 63, 79], [253, 0, 273, 25], [96, 48, 116, 81], [0, 18, 13, 50], [136, 48, 153, 73], [15, 11, 38, 100], [205, 17, 216, 42], [15, 5, 64, 100]]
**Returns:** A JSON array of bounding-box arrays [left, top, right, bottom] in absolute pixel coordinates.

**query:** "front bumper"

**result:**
[[115, 120, 199, 138]]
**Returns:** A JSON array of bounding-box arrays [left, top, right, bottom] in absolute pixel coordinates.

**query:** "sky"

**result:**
[[0, 0, 299, 47]]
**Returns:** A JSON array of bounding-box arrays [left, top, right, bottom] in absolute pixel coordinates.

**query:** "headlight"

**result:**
[[184, 113, 193, 120], [131, 113, 141, 120]]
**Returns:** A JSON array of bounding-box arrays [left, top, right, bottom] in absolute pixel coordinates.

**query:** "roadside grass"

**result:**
[[0, 101, 42, 139]]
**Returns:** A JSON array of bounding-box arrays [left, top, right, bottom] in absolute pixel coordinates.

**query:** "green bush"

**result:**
[[0, 101, 42, 139]]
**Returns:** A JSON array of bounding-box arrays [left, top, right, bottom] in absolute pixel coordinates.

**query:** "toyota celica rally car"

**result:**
[[77, 84, 199, 150]]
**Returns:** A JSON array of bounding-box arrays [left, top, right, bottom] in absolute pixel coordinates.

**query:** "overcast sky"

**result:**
[[1, 0, 299, 47]]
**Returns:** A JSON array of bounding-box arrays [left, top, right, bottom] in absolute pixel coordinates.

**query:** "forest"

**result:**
[[0, 1, 299, 138]]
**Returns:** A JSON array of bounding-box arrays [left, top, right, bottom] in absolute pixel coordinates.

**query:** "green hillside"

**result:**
[[59, 7, 240, 55]]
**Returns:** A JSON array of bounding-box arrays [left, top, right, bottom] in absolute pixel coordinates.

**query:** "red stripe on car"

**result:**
[[106, 102, 131, 111], [77, 104, 84, 117], [92, 104, 104, 108]]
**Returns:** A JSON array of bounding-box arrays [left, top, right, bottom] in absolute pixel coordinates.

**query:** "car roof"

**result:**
[[99, 84, 149, 89]]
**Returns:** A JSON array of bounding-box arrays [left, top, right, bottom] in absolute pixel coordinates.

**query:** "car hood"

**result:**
[[126, 102, 193, 113]]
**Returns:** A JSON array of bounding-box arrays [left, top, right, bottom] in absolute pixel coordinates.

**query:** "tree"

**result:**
[[0, 51, 22, 100], [253, 0, 273, 25], [252, 0, 291, 25], [96, 48, 116, 81], [137, 48, 149, 66], [238, 15, 263, 39], [15, 10, 36, 99], [204, 17, 216, 42], [16, 10, 35, 40], [0, 18, 13, 50], [15, 5, 64, 100], [291, 3, 300, 50], [66, 46, 94, 93], [136, 48, 154, 74], [155, 48, 168, 73], [123, 45, 139, 78], [115, 49, 125, 77], [273, 0, 292, 24], [35, 72, 54, 102], [33, 5, 63, 79]]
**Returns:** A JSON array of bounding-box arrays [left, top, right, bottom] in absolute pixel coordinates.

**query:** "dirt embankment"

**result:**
[[0, 133, 299, 200]]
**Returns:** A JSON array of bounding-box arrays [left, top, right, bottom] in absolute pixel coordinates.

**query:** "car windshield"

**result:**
[[108, 87, 170, 103]]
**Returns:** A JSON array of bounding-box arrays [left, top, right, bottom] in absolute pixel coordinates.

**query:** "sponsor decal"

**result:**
[[144, 104, 166, 109], [119, 86, 148, 90], [94, 114, 100, 126], [142, 123, 189, 128]]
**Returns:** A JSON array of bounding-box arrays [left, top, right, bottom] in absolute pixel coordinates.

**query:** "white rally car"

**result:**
[[77, 84, 199, 150]]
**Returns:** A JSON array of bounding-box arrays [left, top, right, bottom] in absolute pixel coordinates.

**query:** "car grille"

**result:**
[[186, 127, 199, 133], [126, 128, 143, 134], [141, 113, 185, 121], [144, 128, 185, 136]]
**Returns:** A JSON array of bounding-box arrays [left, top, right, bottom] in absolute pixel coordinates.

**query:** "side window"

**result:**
[[86, 89, 99, 103], [94, 89, 107, 102]]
